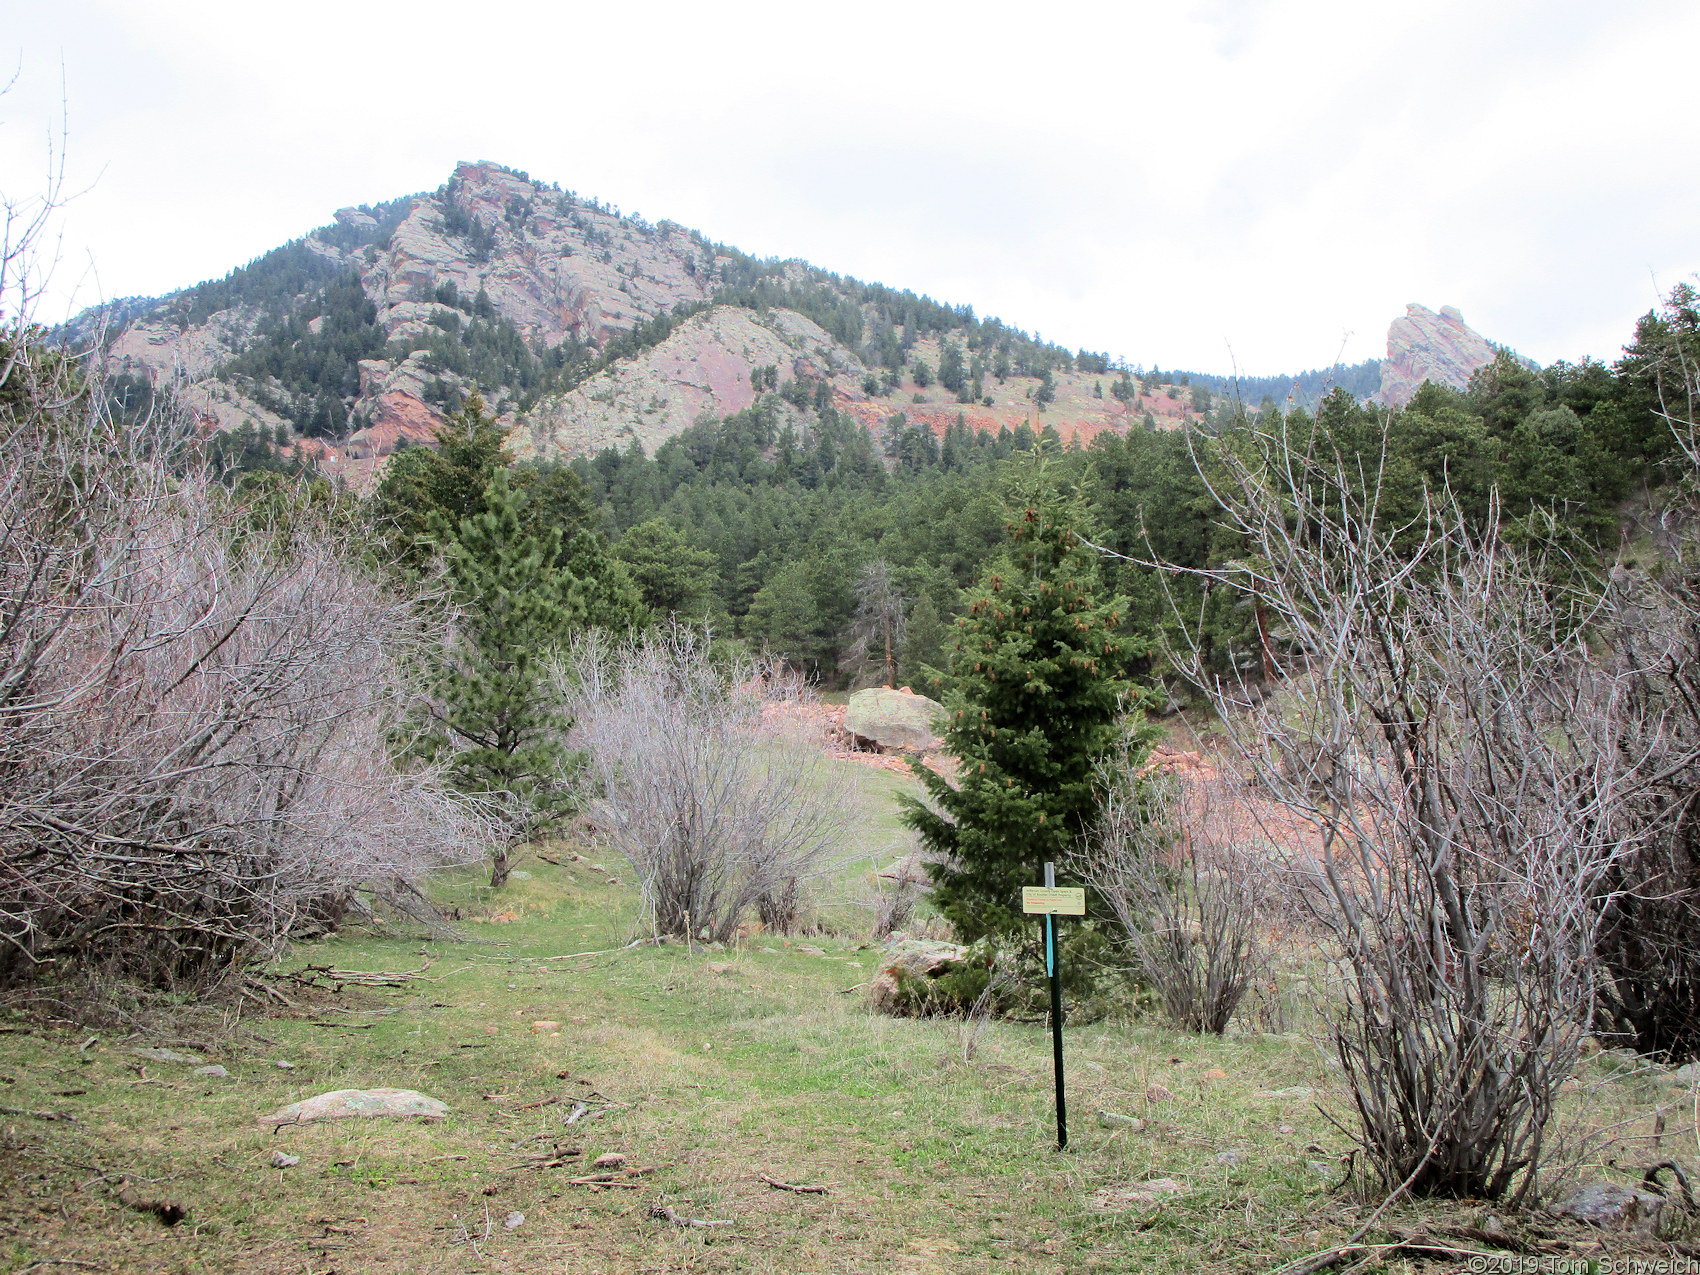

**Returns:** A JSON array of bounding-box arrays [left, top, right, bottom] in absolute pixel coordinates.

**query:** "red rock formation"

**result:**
[[1376, 304, 1498, 407], [342, 391, 443, 459]]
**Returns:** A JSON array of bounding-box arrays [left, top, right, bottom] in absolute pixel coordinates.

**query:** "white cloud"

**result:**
[[4, 0, 1694, 373]]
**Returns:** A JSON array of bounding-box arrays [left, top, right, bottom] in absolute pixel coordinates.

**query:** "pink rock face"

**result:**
[[342, 391, 444, 459], [1377, 304, 1500, 407]]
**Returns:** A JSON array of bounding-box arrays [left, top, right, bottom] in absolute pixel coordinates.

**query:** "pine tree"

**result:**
[[372, 394, 507, 570], [1035, 367, 1057, 408], [416, 468, 583, 886], [938, 339, 966, 394], [901, 454, 1147, 941], [899, 593, 947, 692], [848, 558, 906, 686]]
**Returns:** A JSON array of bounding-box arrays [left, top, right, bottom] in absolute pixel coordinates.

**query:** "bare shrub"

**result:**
[[872, 869, 920, 941], [564, 628, 852, 943], [958, 953, 1021, 1062], [1140, 420, 1635, 1202], [1591, 289, 1700, 1060], [1075, 761, 1267, 1034], [0, 381, 482, 989], [1593, 555, 1700, 1059]]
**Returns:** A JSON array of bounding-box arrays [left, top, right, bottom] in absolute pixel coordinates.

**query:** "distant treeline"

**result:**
[[1184, 359, 1386, 412]]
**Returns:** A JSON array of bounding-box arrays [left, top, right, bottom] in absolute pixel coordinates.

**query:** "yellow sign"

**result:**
[[1022, 886, 1085, 916]]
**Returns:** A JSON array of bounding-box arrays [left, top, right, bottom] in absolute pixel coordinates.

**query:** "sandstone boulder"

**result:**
[[844, 687, 945, 753], [867, 938, 968, 1014], [257, 1088, 449, 1127]]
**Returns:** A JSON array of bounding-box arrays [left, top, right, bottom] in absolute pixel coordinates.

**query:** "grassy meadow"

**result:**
[[0, 762, 1681, 1274]]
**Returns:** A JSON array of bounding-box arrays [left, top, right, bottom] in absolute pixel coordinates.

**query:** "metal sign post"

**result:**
[[1022, 864, 1085, 1151]]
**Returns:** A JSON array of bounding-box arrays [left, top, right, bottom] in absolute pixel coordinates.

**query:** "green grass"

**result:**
[[0, 765, 1678, 1272]]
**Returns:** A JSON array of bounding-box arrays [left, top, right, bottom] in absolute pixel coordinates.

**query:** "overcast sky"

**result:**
[[4, 0, 1695, 375]]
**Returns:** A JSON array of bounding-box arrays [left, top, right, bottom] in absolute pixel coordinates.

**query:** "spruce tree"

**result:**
[[417, 468, 583, 886], [900, 455, 1146, 941]]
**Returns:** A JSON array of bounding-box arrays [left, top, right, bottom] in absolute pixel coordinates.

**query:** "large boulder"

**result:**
[[867, 939, 968, 1015], [844, 687, 944, 753]]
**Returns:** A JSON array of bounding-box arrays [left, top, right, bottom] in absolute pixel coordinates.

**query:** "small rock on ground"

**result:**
[[258, 1088, 449, 1127], [270, 1152, 300, 1168], [132, 1047, 203, 1064], [504, 1211, 525, 1230], [193, 1065, 229, 1078], [1096, 1111, 1146, 1131], [1090, 1179, 1185, 1212]]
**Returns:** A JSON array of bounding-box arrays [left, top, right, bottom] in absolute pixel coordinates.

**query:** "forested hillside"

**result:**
[[359, 286, 1697, 697]]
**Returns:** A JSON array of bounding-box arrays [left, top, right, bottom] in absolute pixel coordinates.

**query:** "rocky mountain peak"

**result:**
[[1375, 303, 1500, 407]]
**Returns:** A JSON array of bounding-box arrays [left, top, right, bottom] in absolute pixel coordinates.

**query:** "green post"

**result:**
[[1044, 861, 1067, 1150]]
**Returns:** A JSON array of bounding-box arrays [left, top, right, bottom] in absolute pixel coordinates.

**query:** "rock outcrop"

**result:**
[[513, 306, 857, 461], [1374, 304, 1501, 407]]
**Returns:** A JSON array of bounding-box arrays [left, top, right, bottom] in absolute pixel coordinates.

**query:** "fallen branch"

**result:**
[[759, 1173, 829, 1195], [557, 1164, 664, 1186], [480, 937, 666, 965], [649, 1203, 732, 1228], [502, 1152, 585, 1172], [0, 1104, 75, 1123], [1646, 1159, 1696, 1212], [563, 1174, 640, 1189], [286, 961, 437, 988]]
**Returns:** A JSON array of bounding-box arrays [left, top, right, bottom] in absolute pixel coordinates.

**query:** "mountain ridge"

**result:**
[[68, 160, 1523, 486]]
